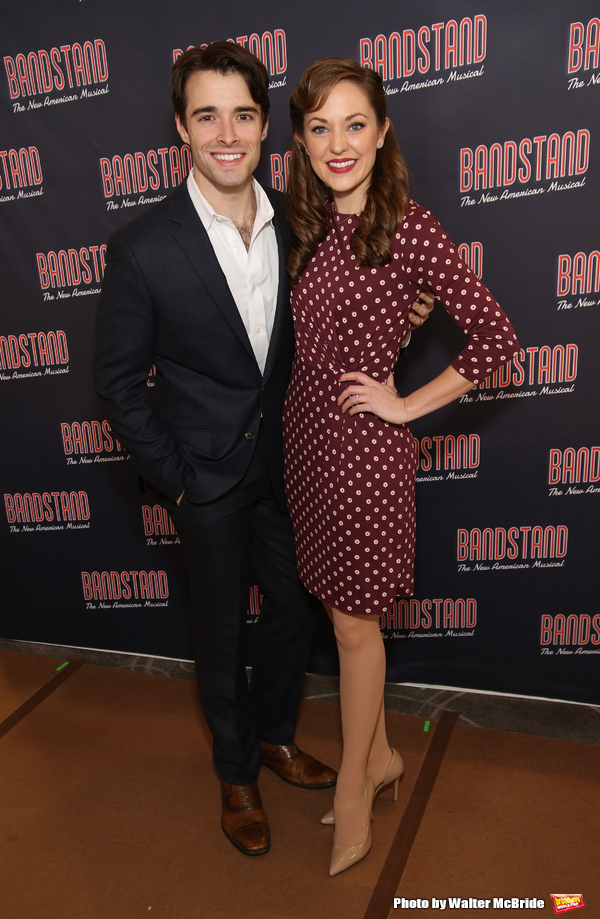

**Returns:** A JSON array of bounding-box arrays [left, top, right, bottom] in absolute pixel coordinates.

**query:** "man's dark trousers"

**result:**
[[164, 427, 318, 784]]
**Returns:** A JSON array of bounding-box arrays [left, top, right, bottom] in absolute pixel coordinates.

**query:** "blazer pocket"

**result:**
[[168, 425, 213, 455]]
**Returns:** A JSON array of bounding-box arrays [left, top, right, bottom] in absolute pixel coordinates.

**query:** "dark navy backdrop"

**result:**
[[2, 0, 599, 704]]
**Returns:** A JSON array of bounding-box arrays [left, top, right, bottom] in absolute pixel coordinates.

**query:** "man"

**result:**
[[94, 42, 431, 858]]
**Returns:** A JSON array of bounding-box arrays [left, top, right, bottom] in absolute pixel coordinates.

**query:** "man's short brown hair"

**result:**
[[172, 41, 270, 126]]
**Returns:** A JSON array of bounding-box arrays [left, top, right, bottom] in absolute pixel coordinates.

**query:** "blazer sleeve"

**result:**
[[93, 229, 187, 501]]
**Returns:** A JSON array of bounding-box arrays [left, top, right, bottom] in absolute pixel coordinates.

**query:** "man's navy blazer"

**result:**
[[94, 182, 294, 509]]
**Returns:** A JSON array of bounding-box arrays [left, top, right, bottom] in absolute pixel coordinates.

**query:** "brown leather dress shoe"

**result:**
[[260, 741, 337, 788], [221, 782, 270, 856]]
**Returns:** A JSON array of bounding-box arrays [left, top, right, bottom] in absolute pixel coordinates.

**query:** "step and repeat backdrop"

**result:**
[[1, 0, 598, 704]]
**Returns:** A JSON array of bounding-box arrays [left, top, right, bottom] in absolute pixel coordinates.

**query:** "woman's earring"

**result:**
[[377, 141, 383, 149]]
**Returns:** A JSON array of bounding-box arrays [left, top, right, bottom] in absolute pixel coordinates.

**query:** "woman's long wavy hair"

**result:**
[[287, 57, 411, 286]]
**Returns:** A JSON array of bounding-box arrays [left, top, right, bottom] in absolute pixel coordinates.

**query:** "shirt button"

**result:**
[[252, 284, 256, 292], [233, 242, 239, 249], [255, 326, 261, 334], [245, 432, 254, 441]]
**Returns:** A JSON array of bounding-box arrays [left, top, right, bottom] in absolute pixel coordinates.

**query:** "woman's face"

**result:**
[[300, 80, 388, 214]]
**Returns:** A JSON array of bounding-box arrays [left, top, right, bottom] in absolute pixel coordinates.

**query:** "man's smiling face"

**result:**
[[175, 69, 268, 204]]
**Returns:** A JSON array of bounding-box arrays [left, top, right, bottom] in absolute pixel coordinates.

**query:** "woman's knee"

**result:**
[[331, 607, 380, 651]]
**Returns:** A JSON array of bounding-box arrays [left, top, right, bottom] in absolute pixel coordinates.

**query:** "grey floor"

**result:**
[[2, 638, 599, 746]]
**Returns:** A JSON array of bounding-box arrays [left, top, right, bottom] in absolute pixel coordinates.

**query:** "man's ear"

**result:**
[[261, 116, 269, 142], [175, 114, 190, 145]]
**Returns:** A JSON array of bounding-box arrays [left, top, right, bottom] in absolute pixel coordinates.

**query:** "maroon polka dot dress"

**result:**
[[283, 200, 519, 616]]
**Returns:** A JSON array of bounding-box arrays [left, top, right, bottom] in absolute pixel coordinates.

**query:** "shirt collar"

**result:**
[[186, 170, 274, 233]]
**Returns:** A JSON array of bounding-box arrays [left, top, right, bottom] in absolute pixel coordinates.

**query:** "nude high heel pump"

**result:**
[[329, 775, 375, 877], [374, 747, 404, 802], [321, 748, 403, 825]]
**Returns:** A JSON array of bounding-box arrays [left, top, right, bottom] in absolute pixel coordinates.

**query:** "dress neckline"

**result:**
[[328, 198, 360, 226]]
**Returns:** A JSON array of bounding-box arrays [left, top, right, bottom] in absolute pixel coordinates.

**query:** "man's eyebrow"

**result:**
[[189, 104, 260, 117], [189, 105, 215, 118]]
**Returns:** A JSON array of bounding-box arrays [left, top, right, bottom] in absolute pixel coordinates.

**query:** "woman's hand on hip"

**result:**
[[338, 371, 408, 424]]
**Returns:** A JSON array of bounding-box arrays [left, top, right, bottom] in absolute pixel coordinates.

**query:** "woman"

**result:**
[[282, 57, 520, 877]]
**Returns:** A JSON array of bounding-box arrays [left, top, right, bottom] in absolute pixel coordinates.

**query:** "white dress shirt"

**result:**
[[186, 171, 279, 374]]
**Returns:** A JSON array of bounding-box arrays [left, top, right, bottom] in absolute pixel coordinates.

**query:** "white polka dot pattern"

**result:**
[[283, 200, 519, 616]]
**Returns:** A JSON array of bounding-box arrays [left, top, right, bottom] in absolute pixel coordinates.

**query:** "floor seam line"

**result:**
[[363, 709, 459, 919], [0, 658, 85, 740]]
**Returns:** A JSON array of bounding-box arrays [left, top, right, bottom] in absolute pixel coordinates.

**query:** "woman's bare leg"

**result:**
[[328, 604, 386, 845], [367, 695, 396, 787]]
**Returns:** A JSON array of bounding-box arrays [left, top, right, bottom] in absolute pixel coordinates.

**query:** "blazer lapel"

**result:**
[[262, 189, 291, 382], [168, 185, 256, 362]]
